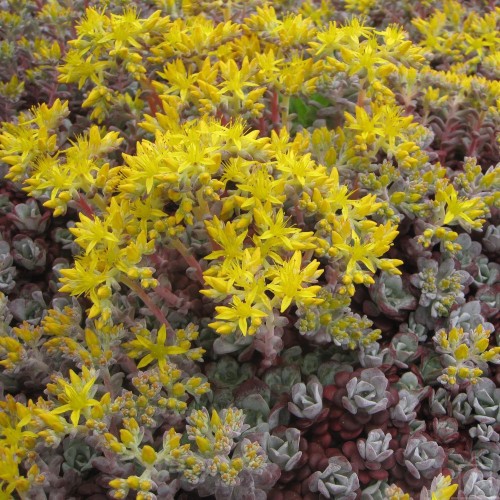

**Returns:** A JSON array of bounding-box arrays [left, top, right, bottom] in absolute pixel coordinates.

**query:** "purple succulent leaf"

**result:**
[[239, 394, 270, 418], [357, 430, 393, 463], [8, 289, 47, 324], [403, 435, 445, 479], [404, 459, 421, 479], [213, 333, 253, 355], [452, 393, 475, 425], [288, 379, 323, 419], [0, 266, 16, 294], [474, 258, 500, 286], [473, 441, 500, 476], [475, 284, 500, 319], [266, 428, 302, 471], [400, 312, 429, 342], [358, 342, 394, 368], [432, 417, 459, 443], [346, 377, 359, 399], [448, 301, 485, 330], [309, 457, 359, 500], [453, 233, 482, 268], [436, 258, 455, 278], [462, 468, 500, 498], [6, 199, 50, 234], [390, 332, 420, 368], [342, 399, 357, 414], [11, 235, 47, 271], [409, 420, 427, 433], [396, 372, 422, 393], [355, 381, 377, 394], [390, 390, 420, 423], [483, 224, 500, 254], [470, 423, 500, 443], [369, 273, 417, 320], [343, 369, 390, 415], [358, 397, 388, 414], [467, 379, 500, 425]]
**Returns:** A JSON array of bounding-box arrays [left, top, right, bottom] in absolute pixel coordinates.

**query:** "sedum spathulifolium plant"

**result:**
[[0, 0, 499, 499]]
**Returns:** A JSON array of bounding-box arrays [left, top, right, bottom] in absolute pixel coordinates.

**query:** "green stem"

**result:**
[[223, 0, 232, 21], [357, 80, 366, 107], [195, 189, 211, 220]]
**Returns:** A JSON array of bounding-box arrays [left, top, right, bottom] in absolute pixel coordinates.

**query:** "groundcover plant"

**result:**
[[0, 0, 498, 498]]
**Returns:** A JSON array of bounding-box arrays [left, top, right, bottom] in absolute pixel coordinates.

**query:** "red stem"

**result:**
[[77, 194, 95, 217], [271, 90, 280, 134], [258, 116, 268, 136], [171, 239, 205, 284], [293, 199, 305, 227], [121, 276, 175, 338], [142, 77, 163, 117], [153, 284, 184, 308], [467, 112, 485, 157], [216, 108, 228, 126]]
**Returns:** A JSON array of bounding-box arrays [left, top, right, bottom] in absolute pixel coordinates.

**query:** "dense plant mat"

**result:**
[[0, 0, 499, 498]]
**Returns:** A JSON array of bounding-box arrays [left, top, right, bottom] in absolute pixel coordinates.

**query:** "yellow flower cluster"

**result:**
[[0, 396, 41, 498], [104, 406, 263, 497], [195, 123, 403, 335], [1, 92, 403, 339], [418, 181, 490, 251], [183, 408, 265, 485], [0, 2, 436, 340], [412, 1, 499, 73], [0, 1, 497, 496], [386, 473, 458, 500], [434, 324, 500, 386], [105, 418, 188, 498], [54, 4, 425, 126]]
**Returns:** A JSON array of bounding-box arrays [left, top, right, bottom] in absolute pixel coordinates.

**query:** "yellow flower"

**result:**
[[253, 204, 316, 255], [204, 216, 247, 263], [267, 251, 323, 312], [236, 166, 286, 209], [0, 336, 25, 371], [344, 105, 385, 146], [141, 445, 157, 465], [437, 184, 487, 230], [218, 57, 259, 101], [212, 291, 268, 336], [332, 220, 402, 279], [0, 397, 37, 452], [0, 446, 30, 497], [124, 324, 190, 371], [195, 435, 212, 454], [70, 213, 120, 255], [157, 58, 199, 103], [59, 252, 119, 318], [434, 325, 499, 385], [51, 367, 100, 426], [58, 52, 111, 89], [274, 150, 325, 188]]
